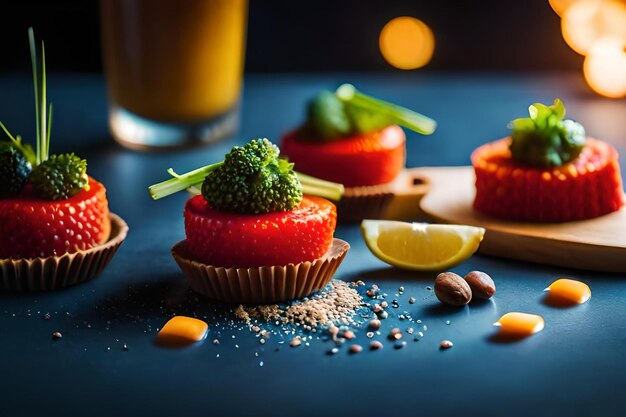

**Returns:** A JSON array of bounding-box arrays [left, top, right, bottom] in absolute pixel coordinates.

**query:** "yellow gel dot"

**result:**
[[494, 312, 544, 336], [157, 316, 208, 346], [546, 278, 591, 304]]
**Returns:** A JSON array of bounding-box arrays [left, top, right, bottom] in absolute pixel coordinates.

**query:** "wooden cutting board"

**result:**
[[403, 166, 626, 273]]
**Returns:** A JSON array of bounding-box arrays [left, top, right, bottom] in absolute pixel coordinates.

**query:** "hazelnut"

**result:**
[[434, 272, 472, 306], [464, 271, 496, 300]]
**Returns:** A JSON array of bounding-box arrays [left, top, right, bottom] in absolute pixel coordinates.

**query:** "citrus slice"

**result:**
[[360, 220, 485, 271]]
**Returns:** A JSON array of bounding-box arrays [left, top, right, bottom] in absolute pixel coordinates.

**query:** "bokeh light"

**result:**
[[561, 0, 626, 55], [583, 37, 626, 98], [379, 16, 435, 70], [549, 0, 580, 16]]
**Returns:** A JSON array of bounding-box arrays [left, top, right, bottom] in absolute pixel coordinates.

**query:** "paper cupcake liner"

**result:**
[[337, 170, 430, 222], [0, 213, 129, 291], [171, 238, 350, 305]]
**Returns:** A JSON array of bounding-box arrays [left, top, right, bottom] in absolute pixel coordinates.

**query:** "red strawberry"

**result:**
[[281, 125, 406, 187], [472, 138, 624, 222], [0, 177, 110, 258], [184, 195, 337, 268]]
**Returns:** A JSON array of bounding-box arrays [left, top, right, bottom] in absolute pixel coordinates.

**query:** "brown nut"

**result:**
[[434, 272, 472, 306], [464, 271, 496, 300]]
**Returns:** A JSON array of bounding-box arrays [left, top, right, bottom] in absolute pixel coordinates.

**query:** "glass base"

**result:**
[[108, 105, 239, 150]]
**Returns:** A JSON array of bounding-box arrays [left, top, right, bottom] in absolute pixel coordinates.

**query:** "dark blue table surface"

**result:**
[[1, 73, 626, 417]]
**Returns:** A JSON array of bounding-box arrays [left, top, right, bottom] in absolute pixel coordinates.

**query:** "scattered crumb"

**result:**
[[370, 341, 383, 350], [235, 280, 363, 329], [290, 336, 302, 347], [349, 344, 363, 354], [440, 340, 454, 350]]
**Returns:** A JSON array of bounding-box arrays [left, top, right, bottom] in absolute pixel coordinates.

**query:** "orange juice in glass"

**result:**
[[100, 0, 247, 149]]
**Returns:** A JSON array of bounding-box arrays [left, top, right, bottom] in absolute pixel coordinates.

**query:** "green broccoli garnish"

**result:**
[[300, 84, 436, 141], [301, 91, 353, 140], [201, 139, 303, 213], [509, 99, 586, 168], [148, 138, 344, 211], [0, 142, 32, 198], [30, 153, 89, 200]]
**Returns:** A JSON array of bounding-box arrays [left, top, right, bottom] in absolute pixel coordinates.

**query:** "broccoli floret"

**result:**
[[30, 153, 89, 200], [201, 138, 303, 214], [0, 142, 32, 198], [223, 138, 281, 175]]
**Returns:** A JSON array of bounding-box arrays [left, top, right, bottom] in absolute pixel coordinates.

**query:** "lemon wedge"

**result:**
[[360, 220, 485, 271]]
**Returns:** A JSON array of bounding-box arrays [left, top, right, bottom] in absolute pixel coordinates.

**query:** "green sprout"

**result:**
[[509, 99, 586, 168]]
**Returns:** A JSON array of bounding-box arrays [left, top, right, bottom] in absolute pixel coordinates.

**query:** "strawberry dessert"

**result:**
[[472, 99, 624, 222], [281, 84, 436, 221], [0, 29, 126, 290], [149, 138, 348, 303], [281, 84, 436, 187]]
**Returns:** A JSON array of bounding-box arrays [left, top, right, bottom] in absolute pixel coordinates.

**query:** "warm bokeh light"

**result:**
[[561, 0, 626, 55], [548, 0, 580, 16], [583, 37, 626, 98], [379, 16, 435, 70], [549, 0, 579, 16]]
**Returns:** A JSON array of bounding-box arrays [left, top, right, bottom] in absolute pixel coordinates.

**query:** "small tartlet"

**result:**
[[280, 84, 436, 222], [149, 138, 349, 304], [472, 99, 624, 222], [0, 29, 127, 290]]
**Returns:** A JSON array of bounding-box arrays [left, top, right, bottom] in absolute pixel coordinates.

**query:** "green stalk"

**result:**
[[28, 28, 41, 164], [148, 162, 223, 200], [46, 104, 53, 151], [149, 163, 344, 202], [27, 27, 50, 164], [296, 171, 344, 201], [41, 41, 48, 160], [336, 83, 437, 135]]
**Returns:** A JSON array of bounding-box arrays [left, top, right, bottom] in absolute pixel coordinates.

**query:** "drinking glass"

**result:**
[[100, 0, 247, 149]]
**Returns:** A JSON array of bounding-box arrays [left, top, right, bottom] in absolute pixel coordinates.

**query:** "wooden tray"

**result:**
[[406, 166, 626, 273]]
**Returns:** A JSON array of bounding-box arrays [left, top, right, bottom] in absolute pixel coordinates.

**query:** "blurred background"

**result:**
[[0, 0, 590, 73], [0, 0, 624, 99]]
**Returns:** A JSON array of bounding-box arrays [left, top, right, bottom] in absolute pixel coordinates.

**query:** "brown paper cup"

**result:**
[[338, 184, 395, 222], [0, 213, 129, 291], [337, 169, 430, 223], [171, 238, 350, 305]]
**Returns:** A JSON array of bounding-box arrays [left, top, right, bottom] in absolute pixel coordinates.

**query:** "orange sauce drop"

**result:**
[[156, 316, 208, 347], [494, 312, 544, 337], [545, 278, 591, 306]]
